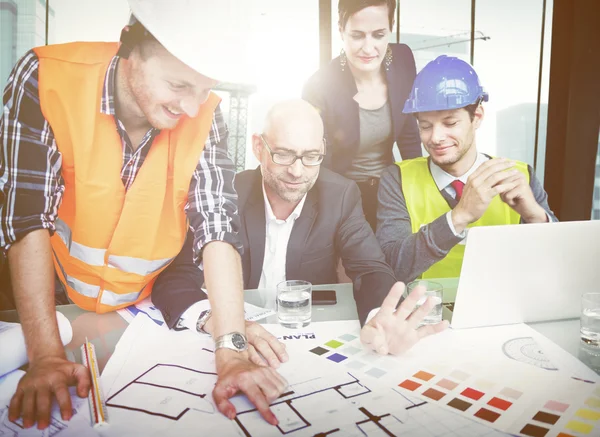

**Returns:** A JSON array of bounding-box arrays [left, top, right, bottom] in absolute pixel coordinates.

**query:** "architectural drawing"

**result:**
[[105, 358, 508, 437], [233, 379, 507, 437], [107, 363, 217, 419], [0, 394, 90, 437], [0, 408, 19, 437]]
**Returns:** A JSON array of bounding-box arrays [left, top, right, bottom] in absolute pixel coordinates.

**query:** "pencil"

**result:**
[[81, 338, 109, 428]]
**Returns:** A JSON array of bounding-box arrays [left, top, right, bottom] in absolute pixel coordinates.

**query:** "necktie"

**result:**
[[450, 180, 465, 201]]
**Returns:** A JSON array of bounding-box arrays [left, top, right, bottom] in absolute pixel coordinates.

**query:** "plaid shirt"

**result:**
[[0, 50, 241, 263]]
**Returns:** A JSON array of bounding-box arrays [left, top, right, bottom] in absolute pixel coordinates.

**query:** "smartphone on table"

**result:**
[[312, 289, 337, 305]]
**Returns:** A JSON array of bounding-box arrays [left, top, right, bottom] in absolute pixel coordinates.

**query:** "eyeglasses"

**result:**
[[260, 134, 326, 167]]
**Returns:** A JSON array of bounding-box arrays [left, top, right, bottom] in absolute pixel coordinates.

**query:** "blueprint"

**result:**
[[0, 370, 97, 437], [117, 296, 275, 327], [101, 315, 508, 437]]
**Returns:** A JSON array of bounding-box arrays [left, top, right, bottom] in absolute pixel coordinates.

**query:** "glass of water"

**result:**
[[276, 280, 312, 329], [581, 292, 600, 347], [406, 280, 443, 326]]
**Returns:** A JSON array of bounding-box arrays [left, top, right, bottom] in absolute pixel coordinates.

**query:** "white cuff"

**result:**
[[446, 211, 467, 238], [177, 300, 211, 334], [365, 307, 380, 324]]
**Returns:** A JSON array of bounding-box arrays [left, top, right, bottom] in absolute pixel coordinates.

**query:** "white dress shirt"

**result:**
[[177, 185, 307, 334], [258, 183, 307, 290]]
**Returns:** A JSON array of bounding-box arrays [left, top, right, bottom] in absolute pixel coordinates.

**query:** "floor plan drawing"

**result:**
[[106, 363, 217, 419], [98, 314, 516, 436], [105, 355, 508, 437], [0, 391, 95, 437], [232, 376, 508, 437]]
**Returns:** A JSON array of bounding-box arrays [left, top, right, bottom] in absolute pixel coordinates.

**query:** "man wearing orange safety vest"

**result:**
[[376, 55, 557, 283], [0, 0, 287, 429]]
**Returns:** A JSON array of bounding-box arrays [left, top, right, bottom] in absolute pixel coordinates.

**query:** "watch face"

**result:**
[[231, 333, 247, 350]]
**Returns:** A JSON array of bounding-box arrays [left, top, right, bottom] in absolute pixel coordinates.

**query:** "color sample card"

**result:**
[[327, 353, 347, 363], [422, 388, 445, 401], [488, 397, 512, 411], [324, 340, 343, 349], [585, 397, 600, 409], [395, 367, 521, 429], [518, 390, 600, 437], [532, 411, 560, 425], [309, 346, 329, 356], [545, 400, 570, 413], [414, 370, 435, 382], [398, 379, 421, 391], [474, 408, 501, 423], [462, 387, 485, 401], [564, 420, 593, 434], [575, 408, 600, 421], [500, 386, 523, 400], [448, 398, 472, 412], [305, 330, 600, 437], [520, 423, 550, 437], [437, 378, 459, 391], [307, 333, 397, 382], [396, 366, 600, 437]]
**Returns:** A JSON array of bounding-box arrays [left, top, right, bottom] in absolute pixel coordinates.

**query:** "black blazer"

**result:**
[[302, 43, 422, 175], [152, 168, 397, 327]]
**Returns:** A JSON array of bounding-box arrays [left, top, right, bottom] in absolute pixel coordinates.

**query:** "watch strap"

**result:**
[[215, 332, 248, 352], [196, 309, 212, 335]]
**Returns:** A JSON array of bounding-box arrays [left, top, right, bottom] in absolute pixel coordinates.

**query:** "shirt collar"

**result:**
[[100, 56, 120, 115], [262, 182, 307, 224], [429, 152, 490, 191]]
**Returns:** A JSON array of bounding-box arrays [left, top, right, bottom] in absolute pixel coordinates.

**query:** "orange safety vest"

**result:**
[[33, 42, 220, 313]]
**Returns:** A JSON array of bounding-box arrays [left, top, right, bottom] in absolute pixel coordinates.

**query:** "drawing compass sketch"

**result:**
[[502, 337, 558, 370]]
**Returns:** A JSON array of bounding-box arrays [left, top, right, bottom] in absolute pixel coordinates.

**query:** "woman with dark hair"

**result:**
[[303, 0, 421, 231]]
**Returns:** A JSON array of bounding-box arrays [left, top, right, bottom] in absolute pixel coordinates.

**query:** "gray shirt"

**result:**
[[375, 161, 557, 283], [344, 101, 393, 182]]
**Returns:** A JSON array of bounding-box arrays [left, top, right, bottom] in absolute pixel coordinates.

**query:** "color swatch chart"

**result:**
[[308, 331, 600, 437], [309, 333, 402, 380], [398, 367, 600, 437]]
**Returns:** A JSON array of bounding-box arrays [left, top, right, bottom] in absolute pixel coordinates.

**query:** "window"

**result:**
[[49, 0, 128, 44], [0, 0, 53, 85], [474, 0, 550, 176], [242, 0, 320, 169], [592, 129, 600, 220], [398, 0, 472, 71]]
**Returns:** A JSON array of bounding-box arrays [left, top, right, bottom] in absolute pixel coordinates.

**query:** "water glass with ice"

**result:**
[[406, 280, 443, 326], [276, 280, 312, 328], [581, 292, 600, 347]]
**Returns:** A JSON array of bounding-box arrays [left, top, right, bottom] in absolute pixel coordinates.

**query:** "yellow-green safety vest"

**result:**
[[398, 157, 529, 279]]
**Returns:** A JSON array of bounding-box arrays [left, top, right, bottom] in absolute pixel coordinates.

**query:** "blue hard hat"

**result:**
[[403, 55, 489, 114]]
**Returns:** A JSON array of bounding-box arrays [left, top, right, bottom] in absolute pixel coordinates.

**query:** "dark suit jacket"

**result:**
[[302, 43, 422, 176], [152, 167, 397, 327]]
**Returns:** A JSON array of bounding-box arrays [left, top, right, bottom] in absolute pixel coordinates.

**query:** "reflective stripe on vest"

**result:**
[[66, 273, 144, 306], [100, 288, 144, 306], [55, 218, 173, 275], [398, 157, 529, 279], [107, 255, 172, 276], [66, 275, 100, 298]]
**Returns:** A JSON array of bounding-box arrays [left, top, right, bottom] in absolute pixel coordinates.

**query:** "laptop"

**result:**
[[447, 220, 600, 329]]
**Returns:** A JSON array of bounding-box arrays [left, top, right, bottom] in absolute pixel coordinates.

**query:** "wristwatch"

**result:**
[[196, 309, 212, 335], [215, 332, 248, 352]]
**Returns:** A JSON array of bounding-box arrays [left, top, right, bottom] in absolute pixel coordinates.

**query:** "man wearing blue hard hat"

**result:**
[[376, 55, 556, 282]]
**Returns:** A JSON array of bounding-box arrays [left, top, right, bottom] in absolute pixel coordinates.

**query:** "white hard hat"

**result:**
[[127, 0, 256, 84]]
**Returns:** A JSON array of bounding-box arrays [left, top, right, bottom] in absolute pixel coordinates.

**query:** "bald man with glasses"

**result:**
[[153, 100, 448, 362]]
